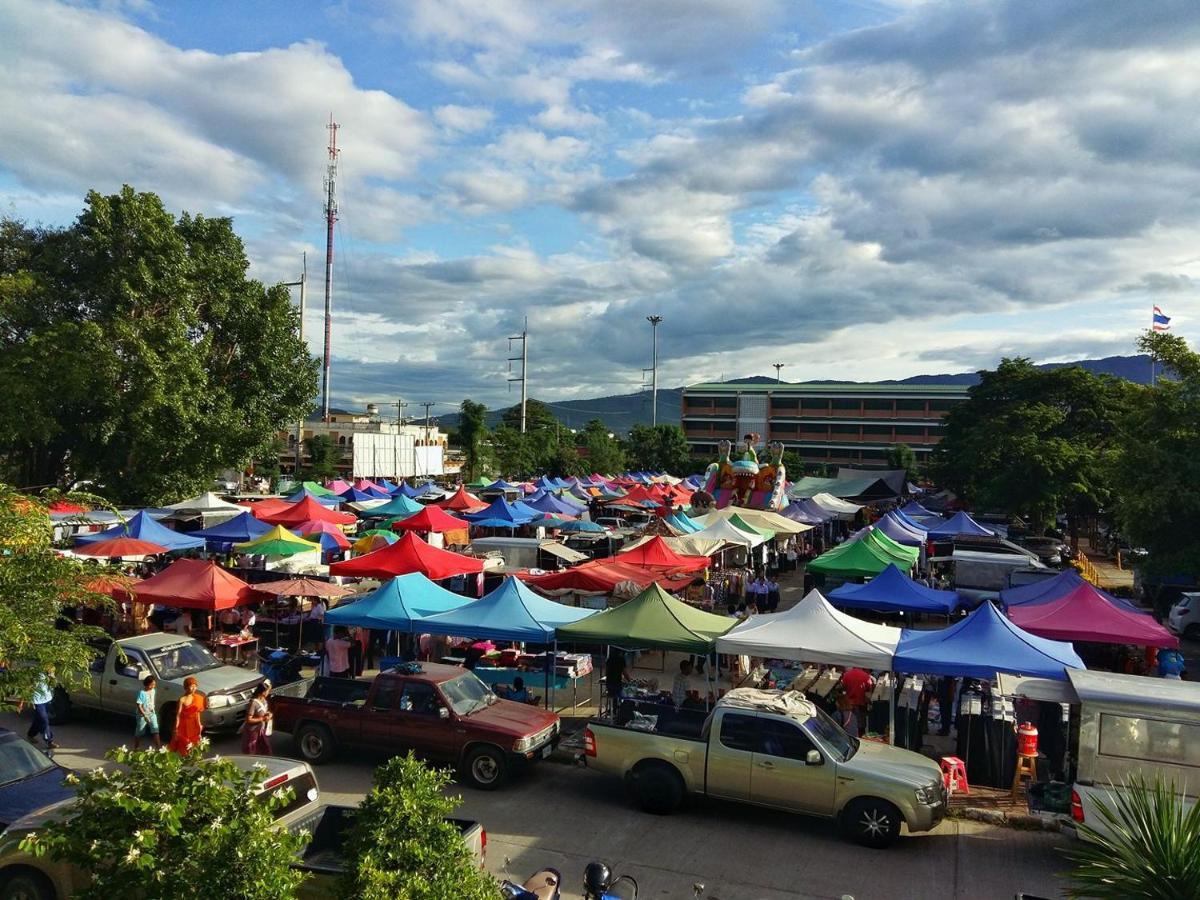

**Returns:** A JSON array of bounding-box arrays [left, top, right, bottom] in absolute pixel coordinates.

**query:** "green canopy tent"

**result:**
[[234, 525, 323, 557], [298, 481, 335, 497], [726, 513, 775, 541], [860, 528, 920, 568], [807, 528, 918, 578], [557, 583, 735, 654]]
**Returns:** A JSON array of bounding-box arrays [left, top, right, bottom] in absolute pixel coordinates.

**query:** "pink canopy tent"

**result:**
[[1007, 582, 1179, 649]]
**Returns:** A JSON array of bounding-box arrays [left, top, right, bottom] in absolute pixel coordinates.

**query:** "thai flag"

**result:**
[[1153, 306, 1171, 331]]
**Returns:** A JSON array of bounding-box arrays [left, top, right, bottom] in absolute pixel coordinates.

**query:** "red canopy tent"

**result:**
[[437, 485, 487, 512], [131, 559, 264, 610], [519, 559, 696, 594], [85, 572, 141, 600], [390, 505, 468, 534], [49, 500, 88, 514], [243, 498, 293, 520], [329, 532, 485, 580], [259, 496, 357, 527], [1007, 582, 1179, 649], [615, 535, 709, 573], [74, 537, 168, 558]]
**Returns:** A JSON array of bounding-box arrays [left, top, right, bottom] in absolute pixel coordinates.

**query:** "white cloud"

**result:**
[[434, 104, 494, 132]]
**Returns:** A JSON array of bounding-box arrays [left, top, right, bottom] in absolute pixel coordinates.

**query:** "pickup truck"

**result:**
[[54, 634, 264, 737], [585, 688, 947, 848], [271, 663, 561, 790], [0, 756, 486, 900]]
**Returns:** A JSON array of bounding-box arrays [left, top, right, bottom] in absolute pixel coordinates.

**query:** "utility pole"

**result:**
[[773, 362, 785, 383], [508, 319, 528, 433], [646, 315, 663, 426], [321, 115, 340, 423], [281, 252, 308, 468]]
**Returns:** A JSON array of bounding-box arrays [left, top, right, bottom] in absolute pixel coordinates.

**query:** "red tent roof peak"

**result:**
[[329, 531, 484, 580]]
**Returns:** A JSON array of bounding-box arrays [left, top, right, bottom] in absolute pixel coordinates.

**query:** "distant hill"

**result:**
[[440, 355, 1156, 434]]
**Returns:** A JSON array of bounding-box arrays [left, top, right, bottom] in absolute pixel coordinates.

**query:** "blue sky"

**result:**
[[1, 0, 1197, 416]]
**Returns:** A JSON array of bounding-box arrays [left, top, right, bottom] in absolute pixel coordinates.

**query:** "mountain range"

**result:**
[[438, 354, 1158, 434]]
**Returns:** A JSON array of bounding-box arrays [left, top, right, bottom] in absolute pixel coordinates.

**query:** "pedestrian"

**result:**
[[241, 682, 273, 755], [605, 647, 627, 719], [133, 675, 161, 750], [840, 666, 874, 726], [168, 676, 206, 755], [324, 628, 352, 677], [25, 669, 58, 750], [672, 659, 694, 710]]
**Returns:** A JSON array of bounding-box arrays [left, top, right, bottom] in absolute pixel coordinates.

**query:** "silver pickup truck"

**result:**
[[585, 688, 947, 848], [0, 756, 486, 900], [53, 634, 263, 736]]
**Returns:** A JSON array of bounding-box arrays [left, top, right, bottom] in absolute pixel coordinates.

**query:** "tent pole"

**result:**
[[889, 673, 896, 746], [545, 640, 553, 710]]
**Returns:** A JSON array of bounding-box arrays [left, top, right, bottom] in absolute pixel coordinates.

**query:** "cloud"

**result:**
[[434, 104, 494, 132]]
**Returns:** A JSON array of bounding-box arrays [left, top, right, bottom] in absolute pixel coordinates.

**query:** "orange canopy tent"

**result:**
[[329, 532, 485, 580], [131, 559, 264, 610], [259, 495, 357, 527], [615, 535, 709, 573]]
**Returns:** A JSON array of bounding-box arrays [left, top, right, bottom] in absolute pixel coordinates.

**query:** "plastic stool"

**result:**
[[940, 756, 969, 795], [1011, 754, 1037, 800]]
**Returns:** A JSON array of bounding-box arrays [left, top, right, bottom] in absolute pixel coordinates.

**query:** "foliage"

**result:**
[[578, 419, 626, 474], [457, 399, 491, 481], [885, 443, 919, 483], [22, 745, 309, 900], [0, 187, 318, 504], [624, 424, 693, 474], [547, 444, 585, 478], [338, 753, 501, 900], [254, 436, 286, 489], [490, 425, 539, 477], [0, 486, 111, 706], [932, 358, 1132, 532], [500, 398, 559, 433], [1109, 332, 1200, 582], [1063, 775, 1200, 900], [303, 434, 341, 481]]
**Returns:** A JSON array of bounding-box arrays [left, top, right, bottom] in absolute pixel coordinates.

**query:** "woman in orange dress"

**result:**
[[168, 676, 206, 755]]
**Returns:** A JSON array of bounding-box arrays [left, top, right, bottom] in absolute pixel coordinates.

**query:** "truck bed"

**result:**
[[586, 717, 708, 793], [272, 676, 371, 706]]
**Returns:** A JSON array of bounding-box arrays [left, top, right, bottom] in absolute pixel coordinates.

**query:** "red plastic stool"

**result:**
[[941, 756, 969, 795]]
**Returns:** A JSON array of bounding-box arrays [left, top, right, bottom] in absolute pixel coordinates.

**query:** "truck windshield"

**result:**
[[807, 707, 859, 762], [440, 673, 494, 716], [148, 642, 223, 680]]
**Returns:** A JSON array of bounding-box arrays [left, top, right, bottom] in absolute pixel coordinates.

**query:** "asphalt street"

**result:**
[[0, 708, 1070, 900]]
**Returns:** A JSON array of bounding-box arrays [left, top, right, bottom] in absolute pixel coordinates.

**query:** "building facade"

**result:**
[[681, 382, 970, 470], [278, 407, 448, 479]]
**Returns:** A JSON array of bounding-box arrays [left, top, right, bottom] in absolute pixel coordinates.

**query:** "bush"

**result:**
[[339, 753, 501, 900], [22, 745, 308, 900]]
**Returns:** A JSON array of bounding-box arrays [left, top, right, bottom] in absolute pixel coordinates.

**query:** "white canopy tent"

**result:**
[[163, 492, 245, 524], [716, 589, 900, 670], [689, 517, 766, 549], [693, 506, 812, 536], [808, 492, 863, 519]]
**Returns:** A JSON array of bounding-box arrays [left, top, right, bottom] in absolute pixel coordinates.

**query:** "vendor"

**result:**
[[507, 676, 530, 703]]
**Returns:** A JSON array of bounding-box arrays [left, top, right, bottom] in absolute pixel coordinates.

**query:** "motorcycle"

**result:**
[[499, 867, 562, 900], [582, 862, 639, 900]]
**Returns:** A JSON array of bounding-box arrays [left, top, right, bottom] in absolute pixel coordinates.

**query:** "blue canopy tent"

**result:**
[[465, 496, 536, 527], [555, 519, 605, 533], [190, 511, 273, 549], [894, 600, 1084, 680], [340, 487, 387, 503], [374, 479, 400, 494], [899, 500, 938, 519], [394, 482, 428, 499], [310, 531, 347, 555], [286, 487, 342, 507], [892, 508, 936, 531], [999, 569, 1140, 613], [483, 479, 523, 493], [527, 492, 584, 516], [534, 476, 560, 492], [872, 514, 926, 547], [360, 495, 424, 519], [324, 573, 469, 631], [928, 511, 994, 539], [667, 512, 701, 534], [75, 510, 206, 551], [780, 502, 825, 527], [828, 563, 961, 615]]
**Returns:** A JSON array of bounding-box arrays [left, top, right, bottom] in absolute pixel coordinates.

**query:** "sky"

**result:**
[[2, 0, 1198, 419]]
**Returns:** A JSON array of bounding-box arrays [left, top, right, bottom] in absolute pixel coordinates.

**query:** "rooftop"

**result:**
[[686, 382, 971, 395]]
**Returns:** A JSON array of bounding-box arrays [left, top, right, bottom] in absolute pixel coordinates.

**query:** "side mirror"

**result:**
[[438, 707, 450, 720], [119, 665, 141, 678], [805, 749, 823, 766]]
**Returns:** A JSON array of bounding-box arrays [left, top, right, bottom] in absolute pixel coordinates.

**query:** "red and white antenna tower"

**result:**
[[321, 114, 340, 423]]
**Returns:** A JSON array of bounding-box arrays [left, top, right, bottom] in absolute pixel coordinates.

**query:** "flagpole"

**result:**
[[1150, 307, 1155, 385]]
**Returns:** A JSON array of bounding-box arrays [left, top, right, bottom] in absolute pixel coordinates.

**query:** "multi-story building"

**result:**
[[278, 405, 448, 480], [680, 382, 970, 470]]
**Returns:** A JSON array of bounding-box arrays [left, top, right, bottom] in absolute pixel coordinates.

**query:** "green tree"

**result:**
[[0, 486, 111, 706], [885, 443, 919, 483], [625, 424, 693, 475], [500, 398, 559, 433], [303, 434, 340, 481], [491, 425, 538, 477], [457, 399, 490, 481], [23, 746, 309, 900], [932, 359, 1131, 535], [254, 436, 286, 490], [1110, 331, 1200, 583], [0, 187, 318, 504], [547, 444, 584, 478], [578, 419, 625, 474], [338, 753, 501, 900]]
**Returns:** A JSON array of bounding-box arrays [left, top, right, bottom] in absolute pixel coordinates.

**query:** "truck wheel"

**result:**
[[47, 688, 71, 726], [0, 866, 58, 900], [295, 723, 336, 764], [843, 798, 902, 849], [463, 746, 507, 790], [630, 762, 684, 814], [159, 703, 177, 743]]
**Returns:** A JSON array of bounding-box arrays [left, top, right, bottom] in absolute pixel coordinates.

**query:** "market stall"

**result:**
[[329, 532, 486, 580], [827, 563, 961, 615], [1006, 581, 1178, 648], [75, 509, 206, 551]]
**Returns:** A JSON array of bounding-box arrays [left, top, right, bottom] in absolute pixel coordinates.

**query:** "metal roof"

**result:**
[[685, 382, 971, 396], [1066, 669, 1200, 714]]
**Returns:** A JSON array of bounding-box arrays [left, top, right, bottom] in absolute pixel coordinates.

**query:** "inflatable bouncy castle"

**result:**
[[698, 434, 787, 511]]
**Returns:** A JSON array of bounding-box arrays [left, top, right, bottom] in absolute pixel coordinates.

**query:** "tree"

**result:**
[[0, 187, 318, 504], [1109, 331, 1200, 583], [578, 419, 625, 474], [254, 436, 286, 489], [338, 753, 500, 900], [932, 358, 1132, 534], [547, 444, 584, 478], [303, 434, 341, 481], [500, 398, 559, 433], [0, 486, 111, 706], [490, 425, 538, 477], [457, 399, 490, 481], [23, 746, 309, 900], [886, 443, 919, 484], [625, 424, 693, 474]]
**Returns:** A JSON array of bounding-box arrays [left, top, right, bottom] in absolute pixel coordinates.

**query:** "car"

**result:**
[[0, 728, 74, 832], [1018, 537, 1065, 567], [1167, 592, 1200, 640]]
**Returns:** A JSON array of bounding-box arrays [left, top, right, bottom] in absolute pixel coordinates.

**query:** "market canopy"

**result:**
[[296, 481, 336, 497], [324, 573, 469, 631], [75, 510, 205, 551], [717, 589, 900, 669], [616, 535, 709, 572], [894, 601, 1085, 681], [163, 492, 244, 519], [419, 576, 594, 642], [519, 559, 696, 594], [133, 559, 263, 611], [556, 583, 735, 653], [666, 512, 702, 534], [899, 501, 938, 519], [808, 492, 863, 518], [255, 577, 354, 599], [340, 487, 388, 503], [361, 494, 424, 519], [285, 487, 341, 506], [527, 492, 586, 517], [807, 530, 917, 578], [235, 526, 322, 557], [779, 501, 828, 526], [389, 505, 468, 534], [873, 512, 926, 547], [464, 496, 537, 526], [329, 531, 485, 580], [928, 511, 994, 539], [791, 476, 894, 503], [325, 480, 352, 494], [260, 496, 357, 527], [75, 537, 169, 558], [688, 517, 766, 549], [437, 486, 487, 512], [620, 533, 725, 559], [394, 481, 429, 499], [190, 512, 273, 548], [1007, 582, 1178, 649], [999, 569, 1140, 613], [827, 564, 961, 615]]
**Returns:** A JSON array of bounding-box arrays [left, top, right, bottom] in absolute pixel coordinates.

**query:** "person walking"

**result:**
[[168, 676, 206, 755], [324, 628, 353, 678], [133, 675, 161, 750], [25, 669, 58, 750], [241, 682, 273, 755]]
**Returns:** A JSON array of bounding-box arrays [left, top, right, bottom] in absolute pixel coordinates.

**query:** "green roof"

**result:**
[[685, 382, 970, 395], [807, 528, 919, 577], [555, 583, 736, 653]]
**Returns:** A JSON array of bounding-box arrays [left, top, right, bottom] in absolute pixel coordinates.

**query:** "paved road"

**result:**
[[0, 709, 1069, 900]]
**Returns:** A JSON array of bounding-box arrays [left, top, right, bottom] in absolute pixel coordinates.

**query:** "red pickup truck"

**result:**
[[270, 664, 561, 789]]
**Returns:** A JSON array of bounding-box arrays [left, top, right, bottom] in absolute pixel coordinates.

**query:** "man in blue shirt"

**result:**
[[25, 668, 57, 749], [133, 675, 161, 750]]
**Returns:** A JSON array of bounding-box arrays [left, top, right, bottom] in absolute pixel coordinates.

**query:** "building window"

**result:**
[[771, 398, 800, 410], [895, 425, 927, 437], [831, 399, 861, 411], [864, 399, 894, 411], [772, 423, 799, 434], [896, 399, 927, 411], [929, 400, 960, 413], [859, 449, 889, 461], [713, 397, 738, 409], [802, 399, 830, 413]]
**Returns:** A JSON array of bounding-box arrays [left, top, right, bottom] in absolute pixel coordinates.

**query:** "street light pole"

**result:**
[[773, 363, 785, 383], [647, 315, 663, 426]]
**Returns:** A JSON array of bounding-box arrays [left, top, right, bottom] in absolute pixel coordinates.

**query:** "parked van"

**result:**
[[949, 549, 1047, 601]]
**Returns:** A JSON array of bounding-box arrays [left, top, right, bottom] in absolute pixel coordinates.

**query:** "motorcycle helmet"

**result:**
[[583, 862, 612, 896]]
